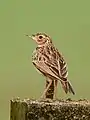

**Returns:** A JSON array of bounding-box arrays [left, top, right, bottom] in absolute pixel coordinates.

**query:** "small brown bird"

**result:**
[[26, 32, 75, 99]]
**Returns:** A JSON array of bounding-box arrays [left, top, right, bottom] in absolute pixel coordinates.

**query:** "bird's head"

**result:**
[[26, 32, 52, 47]]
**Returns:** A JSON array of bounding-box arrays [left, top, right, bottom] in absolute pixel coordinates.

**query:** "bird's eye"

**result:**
[[39, 35, 43, 39]]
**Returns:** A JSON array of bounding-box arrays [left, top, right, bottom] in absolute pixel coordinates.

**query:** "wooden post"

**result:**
[[10, 98, 90, 120]]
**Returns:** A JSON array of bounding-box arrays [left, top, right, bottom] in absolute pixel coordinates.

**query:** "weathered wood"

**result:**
[[10, 98, 90, 120]]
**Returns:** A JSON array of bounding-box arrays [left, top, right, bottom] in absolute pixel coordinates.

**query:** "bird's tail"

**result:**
[[61, 80, 75, 95]]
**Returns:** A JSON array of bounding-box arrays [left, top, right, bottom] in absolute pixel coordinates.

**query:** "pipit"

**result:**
[[26, 32, 75, 99]]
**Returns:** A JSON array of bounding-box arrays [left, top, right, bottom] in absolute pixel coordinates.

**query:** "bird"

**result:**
[[25, 32, 75, 99]]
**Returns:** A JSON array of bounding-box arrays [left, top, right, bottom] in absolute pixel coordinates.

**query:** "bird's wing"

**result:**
[[32, 45, 68, 81], [56, 49, 68, 80], [33, 60, 61, 80], [43, 45, 68, 81]]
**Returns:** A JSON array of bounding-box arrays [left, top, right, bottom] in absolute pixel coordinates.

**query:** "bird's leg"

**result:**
[[53, 80, 58, 99], [45, 78, 54, 99], [41, 78, 52, 99]]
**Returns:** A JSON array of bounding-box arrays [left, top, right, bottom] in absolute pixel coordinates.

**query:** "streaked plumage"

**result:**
[[26, 32, 75, 99]]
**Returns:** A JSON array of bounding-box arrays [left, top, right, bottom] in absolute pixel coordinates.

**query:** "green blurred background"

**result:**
[[0, 0, 90, 120]]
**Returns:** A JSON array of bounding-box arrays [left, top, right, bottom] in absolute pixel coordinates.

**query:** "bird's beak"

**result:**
[[25, 34, 31, 38], [25, 34, 36, 40]]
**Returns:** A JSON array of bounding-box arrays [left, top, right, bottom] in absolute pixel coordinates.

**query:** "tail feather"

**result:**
[[61, 80, 75, 95], [67, 81, 75, 95]]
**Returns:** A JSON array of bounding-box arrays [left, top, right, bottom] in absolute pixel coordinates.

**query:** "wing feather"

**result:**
[[33, 61, 60, 80]]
